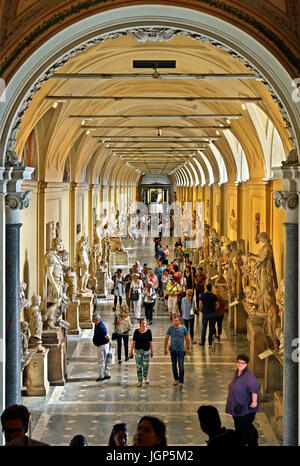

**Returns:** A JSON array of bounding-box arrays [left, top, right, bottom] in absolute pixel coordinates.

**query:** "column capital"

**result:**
[[5, 191, 31, 210], [273, 190, 299, 211]]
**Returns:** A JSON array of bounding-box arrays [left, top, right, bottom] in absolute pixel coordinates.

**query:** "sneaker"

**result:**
[[125, 357, 129, 362], [104, 375, 111, 379], [179, 383, 184, 389], [217, 336, 221, 341], [199, 343, 205, 346], [209, 343, 213, 347], [143, 379, 150, 384], [191, 340, 197, 345], [173, 380, 179, 386], [149, 321, 152, 325], [96, 377, 105, 382], [118, 360, 122, 364], [136, 382, 142, 387]]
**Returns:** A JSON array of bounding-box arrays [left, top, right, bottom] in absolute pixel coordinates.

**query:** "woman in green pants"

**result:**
[[129, 319, 153, 387]]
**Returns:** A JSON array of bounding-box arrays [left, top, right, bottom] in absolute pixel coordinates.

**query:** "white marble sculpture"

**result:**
[[26, 293, 45, 351], [76, 235, 91, 292]]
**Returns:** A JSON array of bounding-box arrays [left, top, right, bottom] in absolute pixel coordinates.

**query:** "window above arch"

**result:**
[[208, 143, 228, 184]]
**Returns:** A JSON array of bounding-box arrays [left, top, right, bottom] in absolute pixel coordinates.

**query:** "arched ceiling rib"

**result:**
[[15, 33, 291, 186]]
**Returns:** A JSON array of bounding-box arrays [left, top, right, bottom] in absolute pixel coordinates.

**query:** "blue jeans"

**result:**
[[170, 350, 185, 383], [201, 313, 215, 344]]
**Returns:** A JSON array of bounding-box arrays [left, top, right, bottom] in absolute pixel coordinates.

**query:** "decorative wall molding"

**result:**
[[6, 26, 295, 161]]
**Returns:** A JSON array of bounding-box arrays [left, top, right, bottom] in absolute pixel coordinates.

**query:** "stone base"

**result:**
[[66, 301, 80, 335], [234, 301, 248, 333], [42, 328, 67, 385], [25, 349, 50, 396], [272, 391, 283, 437], [262, 353, 283, 399], [77, 293, 93, 329], [247, 314, 266, 378], [109, 252, 116, 268], [115, 250, 129, 265], [95, 270, 107, 297]]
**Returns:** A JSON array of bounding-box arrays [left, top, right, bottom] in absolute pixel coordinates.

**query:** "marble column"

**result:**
[[4, 160, 34, 407], [274, 189, 299, 446]]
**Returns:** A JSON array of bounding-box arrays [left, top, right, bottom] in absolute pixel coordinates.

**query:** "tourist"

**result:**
[[225, 354, 259, 446], [123, 268, 134, 312], [213, 286, 226, 341], [195, 267, 206, 311], [163, 245, 169, 265], [157, 244, 166, 264], [92, 313, 112, 382], [174, 238, 183, 249], [199, 284, 219, 346], [197, 405, 242, 447], [184, 265, 194, 292], [162, 269, 170, 307], [114, 305, 132, 363], [154, 260, 165, 297], [174, 245, 185, 271], [108, 423, 129, 446], [112, 268, 125, 311], [177, 270, 187, 313], [69, 434, 88, 446], [166, 276, 181, 319], [134, 260, 142, 274], [129, 318, 153, 387], [141, 263, 149, 286], [164, 315, 190, 388], [143, 282, 156, 325], [180, 289, 196, 344], [133, 416, 167, 446], [129, 274, 144, 320], [1, 404, 49, 446], [148, 268, 159, 299]]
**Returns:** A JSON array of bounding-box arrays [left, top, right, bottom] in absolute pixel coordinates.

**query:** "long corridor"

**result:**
[[22, 238, 280, 446]]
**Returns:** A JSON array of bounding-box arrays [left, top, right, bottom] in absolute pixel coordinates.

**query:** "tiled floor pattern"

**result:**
[[23, 237, 280, 446]]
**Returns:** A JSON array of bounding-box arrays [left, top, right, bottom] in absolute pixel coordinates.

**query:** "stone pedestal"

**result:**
[[262, 353, 283, 399], [109, 252, 116, 268], [247, 314, 266, 378], [42, 328, 67, 385], [234, 301, 248, 334], [77, 292, 93, 329], [228, 300, 236, 328], [115, 250, 128, 265], [95, 270, 107, 297], [272, 390, 283, 437], [66, 301, 80, 335], [25, 349, 50, 396]]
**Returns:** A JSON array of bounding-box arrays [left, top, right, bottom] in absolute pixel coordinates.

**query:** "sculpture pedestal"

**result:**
[[42, 328, 66, 386], [25, 349, 50, 396], [228, 299, 237, 329], [109, 252, 116, 268], [247, 314, 266, 378], [115, 251, 128, 265], [77, 292, 93, 329], [66, 301, 80, 335], [95, 270, 107, 297], [262, 353, 283, 399], [234, 301, 248, 334], [272, 390, 283, 437]]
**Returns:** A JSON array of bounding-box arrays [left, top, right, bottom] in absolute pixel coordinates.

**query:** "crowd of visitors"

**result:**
[[3, 236, 260, 447]]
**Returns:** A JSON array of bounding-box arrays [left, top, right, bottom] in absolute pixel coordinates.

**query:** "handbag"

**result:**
[[106, 345, 115, 364], [131, 290, 139, 301], [111, 288, 114, 295], [234, 402, 243, 415], [112, 332, 118, 340]]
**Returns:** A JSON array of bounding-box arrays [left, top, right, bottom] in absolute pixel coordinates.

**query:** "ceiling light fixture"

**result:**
[[81, 120, 86, 125], [216, 130, 220, 135], [242, 104, 247, 110], [226, 119, 231, 124], [52, 102, 58, 108], [86, 130, 90, 135]]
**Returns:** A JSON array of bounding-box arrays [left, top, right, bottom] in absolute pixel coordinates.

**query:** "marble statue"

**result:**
[[65, 267, 78, 299], [58, 248, 69, 272], [249, 232, 278, 314], [76, 235, 91, 292], [101, 224, 111, 265], [21, 321, 29, 355], [232, 254, 244, 299], [26, 293, 44, 351], [93, 219, 103, 268], [20, 282, 30, 312], [44, 237, 65, 305]]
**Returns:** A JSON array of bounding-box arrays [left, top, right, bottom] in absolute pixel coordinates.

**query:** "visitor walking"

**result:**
[[213, 286, 226, 340], [225, 354, 259, 446], [129, 318, 153, 387], [174, 245, 185, 272], [143, 282, 156, 325], [123, 268, 134, 312], [164, 315, 190, 388], [129, 274, 144, 320], [195, 267, 206, 311], [166, 276, 181, 319], [92, 313, 112, 382], [199, 283, 219, 346], [112, 268, 125, 311], [114, 305, 132, 363], [180, 289, 196, 344]]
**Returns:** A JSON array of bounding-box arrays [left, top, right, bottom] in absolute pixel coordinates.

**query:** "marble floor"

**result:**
[[22, 237, 281, 446]]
